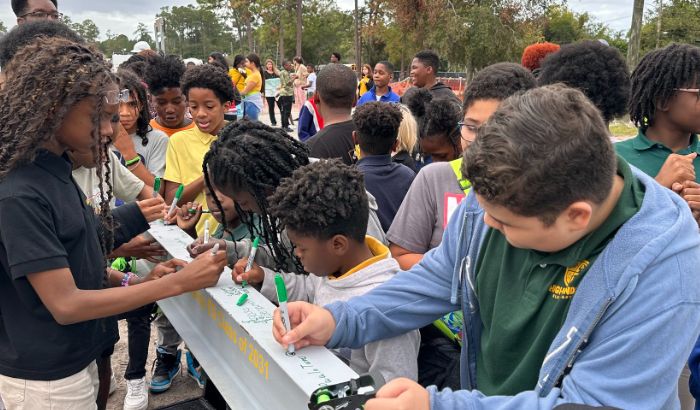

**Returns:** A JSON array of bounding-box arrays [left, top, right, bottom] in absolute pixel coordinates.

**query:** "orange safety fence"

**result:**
[[390, 77, 466, 101]]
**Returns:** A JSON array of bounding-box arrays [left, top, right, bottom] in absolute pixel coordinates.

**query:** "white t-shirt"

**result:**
[[128, 128, 169, 177], [72, 150, 145, 210], [307, 73, 317, 93]]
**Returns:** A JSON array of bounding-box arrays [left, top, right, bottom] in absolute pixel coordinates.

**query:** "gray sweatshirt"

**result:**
[[259, 237, 420, 383]]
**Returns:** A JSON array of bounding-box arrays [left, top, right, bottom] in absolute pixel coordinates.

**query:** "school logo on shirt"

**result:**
[[548, 260, 590, 300]]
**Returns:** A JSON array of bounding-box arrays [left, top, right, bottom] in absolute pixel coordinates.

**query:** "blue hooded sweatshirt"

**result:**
[[326, 166, 700, 409]]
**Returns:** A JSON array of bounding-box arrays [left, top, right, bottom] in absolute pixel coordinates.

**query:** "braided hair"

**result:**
[[117, 69, 152, 146], [203, 120, 310, 273], [629, 43, 700, 129], [0, 36, 117, 256]]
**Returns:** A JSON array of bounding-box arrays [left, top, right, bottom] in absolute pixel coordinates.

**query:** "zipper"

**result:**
[[542, 296, 614, 393]]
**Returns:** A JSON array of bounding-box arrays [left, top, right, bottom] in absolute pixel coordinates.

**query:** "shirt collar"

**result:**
[[193, 125, 218, 145], [35, 149, 73, 183], [357, 154, 392, 166], [632, 129, 700, 153], [331, 236, 389, 281]]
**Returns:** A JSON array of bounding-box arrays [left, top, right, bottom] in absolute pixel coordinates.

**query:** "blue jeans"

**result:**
[[242, 100, 260, 121]]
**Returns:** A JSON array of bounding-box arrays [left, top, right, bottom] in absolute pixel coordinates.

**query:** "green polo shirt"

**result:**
[[474, 156, 644, 395], [615, 129, 700, 182]]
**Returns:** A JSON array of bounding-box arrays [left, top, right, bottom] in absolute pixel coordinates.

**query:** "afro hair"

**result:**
[[463, 62, 536, 112], [181, 63, 236, 104], [538, 40, 630, 123], [145, 54, 186, 95], [0, 20, 82, 68], [268, 160, 369, 242], [521, 42, 560, 72], [352, 101, 403, 155]]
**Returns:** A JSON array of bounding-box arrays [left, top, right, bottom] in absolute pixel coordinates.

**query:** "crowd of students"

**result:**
[[0, 2, 700, 410]]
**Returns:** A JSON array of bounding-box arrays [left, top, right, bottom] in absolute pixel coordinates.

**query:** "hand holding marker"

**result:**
[[242, 237, 260, 288], [166, 184, 184, 224], [275, 273, 295, 355]]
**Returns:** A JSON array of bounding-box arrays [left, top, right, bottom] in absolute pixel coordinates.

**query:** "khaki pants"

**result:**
[[0, 361, 98, 410]]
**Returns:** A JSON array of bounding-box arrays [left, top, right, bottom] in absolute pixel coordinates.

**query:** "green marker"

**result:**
[[152, 177, 161, 198], [166, 184, 184, 221], [236, 293, 248, 306], [188, 209, 212, 215], [242, 237, 260, 288], [275, 273, 295, 354]]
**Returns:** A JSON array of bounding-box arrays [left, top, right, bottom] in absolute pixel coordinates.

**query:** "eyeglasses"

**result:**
[[674, 88, 700, 99], [104, 89, 131, 105], [19, 10, 61, 20], [457, 121, 478, 147]]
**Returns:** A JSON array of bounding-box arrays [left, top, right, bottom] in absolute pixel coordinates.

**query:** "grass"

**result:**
[[609, 120, 638, 140]]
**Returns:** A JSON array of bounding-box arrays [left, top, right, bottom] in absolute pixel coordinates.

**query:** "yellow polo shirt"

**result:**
[[163, 126, 219, 237]]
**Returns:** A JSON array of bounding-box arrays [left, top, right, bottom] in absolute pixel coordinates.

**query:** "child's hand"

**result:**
[[233, 258, 264, 284], [109, 235, 166, 262], [112, 123, 138, 159], [138, 197, 166, 223], [272, 301, 335, 350], [173, 248, 227, 292], [364, 378, 429, 410], [673, 180, 700, 227], [176, 202, 202, 233], [187, 238, 226, 258], [656, 153, 696, 188], [143, 258, 188, 282]]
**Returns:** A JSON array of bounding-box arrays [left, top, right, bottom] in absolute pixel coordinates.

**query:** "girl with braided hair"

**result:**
[[0, 37, 226, 409], [191, 120, 386, 278]]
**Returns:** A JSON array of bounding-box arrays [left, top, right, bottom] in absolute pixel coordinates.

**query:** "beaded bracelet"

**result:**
[[121, 272, 133, 287]]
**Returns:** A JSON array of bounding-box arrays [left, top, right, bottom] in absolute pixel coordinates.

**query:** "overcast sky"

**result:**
[[0, 0, 653, 41]]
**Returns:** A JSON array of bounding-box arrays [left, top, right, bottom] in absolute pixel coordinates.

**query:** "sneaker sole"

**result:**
[[187, 370, 205, 389]]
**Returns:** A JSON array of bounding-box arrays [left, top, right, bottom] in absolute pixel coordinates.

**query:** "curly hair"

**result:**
[[414, 50, 440, 73], [0, 20, 83, 69], [521, 42, 560, 72], [269, 160, 368, 243], [118, 54, 150, 80], [203, 120, 310, 273], [404, 87, 462, 153], [462, 84, 615, 226], [352, 101, 403, 155], [116, 69, 152, 146], [144, 54, 185, 96], [181, 63, 236, 104], [538, 40, 630, 123], [463, 62, 536, 112], [629, 43, 700, 129], [0, 36, 116, 256]]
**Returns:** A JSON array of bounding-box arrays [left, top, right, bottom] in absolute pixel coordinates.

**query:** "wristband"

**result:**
[[121, 272, 133, 287], [125, 156, 141, 166]]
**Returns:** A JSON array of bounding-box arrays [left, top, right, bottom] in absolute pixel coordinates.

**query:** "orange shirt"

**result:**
[[150, 118, 195, 137]]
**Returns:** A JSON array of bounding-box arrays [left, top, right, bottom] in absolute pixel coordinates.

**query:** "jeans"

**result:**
[[242, 100, 260, 121], [265, 97, 278, 125], [278, 96, 294, 128]]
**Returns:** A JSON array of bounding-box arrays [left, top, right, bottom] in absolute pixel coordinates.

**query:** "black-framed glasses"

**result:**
[[19, 10, 61, 20]]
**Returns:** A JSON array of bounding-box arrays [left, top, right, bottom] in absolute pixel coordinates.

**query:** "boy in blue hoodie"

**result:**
[[272, 85, 700, 409]]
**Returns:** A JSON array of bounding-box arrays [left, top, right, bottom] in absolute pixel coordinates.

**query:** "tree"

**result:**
[[640, 0, 700, 54], [296, 0, 302, 56], [628, 0, 645, 69], [99, 33, 134, 56], [544, 5, 588, 44], [156, 4, 232, 59], [73, 19, 100, 43], [0, 21, 7, 34], [133, 22, 155, 46]]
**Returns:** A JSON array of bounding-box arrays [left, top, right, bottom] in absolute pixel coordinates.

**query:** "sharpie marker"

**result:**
[[211, 242, 220, 255], [188, 209, 212, 215], [152, 177, 161, 199], [204, 220, 210, 244], [275, 273, 295, 355], [242, 237, 260, 288], [166, 184, 184, 223]]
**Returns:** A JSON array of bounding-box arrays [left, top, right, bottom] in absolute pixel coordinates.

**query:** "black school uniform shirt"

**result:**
[[306, 120, 355, 165], [0, 150, 148, 380]]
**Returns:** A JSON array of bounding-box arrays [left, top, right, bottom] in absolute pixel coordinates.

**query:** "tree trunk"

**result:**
[[655, 0, 663, 49], [246, 12, 254, 52], [354, 0, 361, 79], [295, 0, 302, 56], [627, 0, 645, 70], [279, 17, 285, 65]]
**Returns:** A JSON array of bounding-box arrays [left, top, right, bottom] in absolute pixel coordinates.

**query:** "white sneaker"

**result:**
[[123, 377, 149, 410], [109, 372, 117, 396]]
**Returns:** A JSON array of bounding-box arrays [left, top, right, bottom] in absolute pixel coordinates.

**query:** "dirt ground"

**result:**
[[106, 320, 202, 410]]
